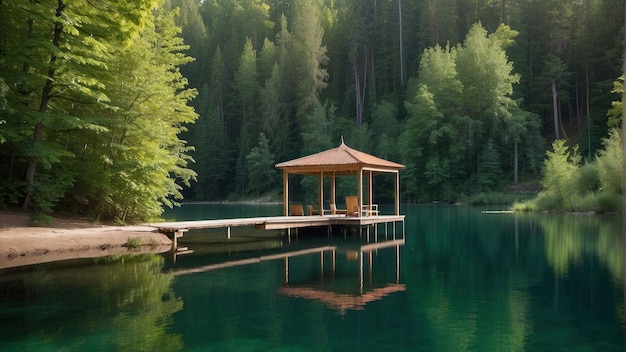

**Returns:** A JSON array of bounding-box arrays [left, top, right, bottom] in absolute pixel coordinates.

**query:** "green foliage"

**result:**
[[400, 24, 527, 202], [466, 192, 527, 206], [477, 140, 502, 191], [32, 168, 75, 218], [457, 24, 519, 130], [0, 2, 198, 222], [574, 163, 601, 195], [541, 140, 581, 205], [606, 76, 623, 128], [517, 130, 622, 213], [3, 0, 622, 210], [124, 237, 142, 249], [246, 132, 277, 196], [595, 129, 622, 194]]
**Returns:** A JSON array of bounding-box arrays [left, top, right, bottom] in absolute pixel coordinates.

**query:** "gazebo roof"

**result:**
[[275, 141, 405, 175]]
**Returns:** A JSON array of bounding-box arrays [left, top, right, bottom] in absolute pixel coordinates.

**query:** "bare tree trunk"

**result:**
[[620, 0, 626, 341], [586, 64, 591, 159], [354, 54, 368, 126], [354, 63, 362, 126], [514, 142, 518, 184], [621, 0, 626, 215], [398, 0, 404, 85], [551, 79, 560, 140]]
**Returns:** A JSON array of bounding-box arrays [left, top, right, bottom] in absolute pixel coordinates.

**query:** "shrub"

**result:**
[[595, 129, 622, 194], [124, 237, 141, 249], [575, 163, 600, 195], [595, 192, 622, 213], [534, 192, 562, 211], [542, 140, 581, 199]]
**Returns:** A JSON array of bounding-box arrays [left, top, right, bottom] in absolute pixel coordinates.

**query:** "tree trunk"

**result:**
[[621, 0, 626, 215], [551, 79, 560, 140], [354, 54, 368, 126], [22, 0, 65, 210], [398, 0, 404, 85], [354, 63, 362, 126], [514, 141, 518, 184], [586, 64, 591, 159]]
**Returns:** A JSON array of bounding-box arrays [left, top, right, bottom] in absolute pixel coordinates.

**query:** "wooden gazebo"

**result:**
[[275, 139, 405, 217]]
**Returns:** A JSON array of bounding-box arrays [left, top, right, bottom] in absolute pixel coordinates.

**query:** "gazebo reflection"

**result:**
[[171, 237, 405, 315], [278, 239, 405, 315]]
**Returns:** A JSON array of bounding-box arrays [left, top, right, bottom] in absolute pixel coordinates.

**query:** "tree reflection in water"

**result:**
[[0, 254, 182, 351]]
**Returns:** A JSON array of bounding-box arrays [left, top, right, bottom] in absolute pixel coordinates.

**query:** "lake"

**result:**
[[0, 204, 624, 351]]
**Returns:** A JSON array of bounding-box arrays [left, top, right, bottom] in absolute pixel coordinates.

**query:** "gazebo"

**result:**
[[275, 139, 405, 217]]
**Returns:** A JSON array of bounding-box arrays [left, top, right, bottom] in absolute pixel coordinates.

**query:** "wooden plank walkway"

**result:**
[[149, 214, 405, 253], [150, 215, 404, 232]]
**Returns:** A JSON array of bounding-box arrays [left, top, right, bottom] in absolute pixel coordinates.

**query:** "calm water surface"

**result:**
[[0, 204, 624, 351]]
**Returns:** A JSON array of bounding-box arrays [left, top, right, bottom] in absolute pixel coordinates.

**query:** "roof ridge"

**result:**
[[340, 142, 362, 163]]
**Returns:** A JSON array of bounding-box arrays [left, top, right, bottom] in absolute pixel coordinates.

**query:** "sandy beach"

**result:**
[[0, 212, 172, 270]]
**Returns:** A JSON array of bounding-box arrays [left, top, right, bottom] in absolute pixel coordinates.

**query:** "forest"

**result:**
[[0, 0, 624, 222]]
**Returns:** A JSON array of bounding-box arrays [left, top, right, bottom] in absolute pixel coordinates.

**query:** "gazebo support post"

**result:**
[[318, 173, 324, 216], [283, 170, 289, 216], [331, 172, 336, 213], [357, 169, 363, 217], [394, 171, 400, 216], [367, 170, 373, 212]]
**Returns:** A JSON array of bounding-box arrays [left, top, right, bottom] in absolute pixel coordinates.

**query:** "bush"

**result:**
[[534, 192, 562, 211], [596, 129, 622, 194], [542, 140, 581, 198], [518, 132, 622, 214], [566, 194, 596, 212], [575, 163, 600, 195], [595, 192, 622, 213]]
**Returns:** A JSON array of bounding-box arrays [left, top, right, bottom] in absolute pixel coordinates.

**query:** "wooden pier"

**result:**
[[149, 214, 405, 253]]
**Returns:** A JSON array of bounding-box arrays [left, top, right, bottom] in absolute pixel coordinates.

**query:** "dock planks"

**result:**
[[150, 215, 404, 232], [150, 214, 405, 253]]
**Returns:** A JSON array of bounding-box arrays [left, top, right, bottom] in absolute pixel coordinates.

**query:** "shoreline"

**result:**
[[0, 212, 172, 270]]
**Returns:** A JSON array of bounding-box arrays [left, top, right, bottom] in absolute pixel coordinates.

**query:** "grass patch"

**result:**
[[148, 238, 159, 248], [514, 191, 622, 213], [124, 237, 141, 249]]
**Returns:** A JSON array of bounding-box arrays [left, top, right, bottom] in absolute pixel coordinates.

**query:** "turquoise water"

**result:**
[[0, 204, 624, 351]]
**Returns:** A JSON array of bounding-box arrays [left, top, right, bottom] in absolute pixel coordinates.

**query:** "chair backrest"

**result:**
[[290, 204, 304, 216], [345, 196, 359, 216], [307, 204, 314, 216], [330, 204, 337, 214]]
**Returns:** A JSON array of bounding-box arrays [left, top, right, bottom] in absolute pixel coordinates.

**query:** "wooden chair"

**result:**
[[361, 204, 379, 216], [345, 196, 360, 217], [307, 204, 322, 216], [330, 203, 347, 215], [290, 204, 304, 216]]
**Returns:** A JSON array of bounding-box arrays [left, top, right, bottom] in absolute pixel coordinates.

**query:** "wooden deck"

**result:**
[[151, 214, 404, 232], [149, 214, 405, 253]]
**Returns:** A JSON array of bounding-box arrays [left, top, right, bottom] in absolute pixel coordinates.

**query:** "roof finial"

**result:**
[[340, 135, 345, 145]]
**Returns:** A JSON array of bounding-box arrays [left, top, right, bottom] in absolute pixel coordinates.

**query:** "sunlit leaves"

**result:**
[[399, 23, 529, 201], [542, 140, 581, 202]]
